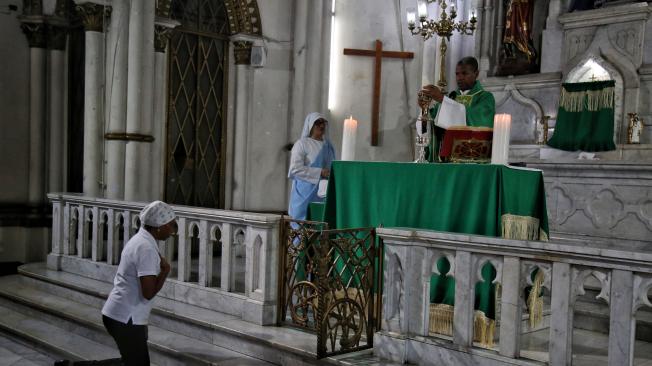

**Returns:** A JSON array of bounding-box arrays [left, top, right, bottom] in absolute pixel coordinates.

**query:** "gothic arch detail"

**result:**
[[157, 0, 262, 35]]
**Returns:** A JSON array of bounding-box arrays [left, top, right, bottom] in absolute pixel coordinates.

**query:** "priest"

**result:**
[[418, 56, 496, 161]]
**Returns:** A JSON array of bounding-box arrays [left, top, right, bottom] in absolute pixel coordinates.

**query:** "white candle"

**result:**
[[417, 0, 428, 19], [341, 115, 358, 161], [491, 114, 512, 165]]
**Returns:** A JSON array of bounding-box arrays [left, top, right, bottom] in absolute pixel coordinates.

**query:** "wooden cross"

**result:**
[[343, 40, 414, 146]]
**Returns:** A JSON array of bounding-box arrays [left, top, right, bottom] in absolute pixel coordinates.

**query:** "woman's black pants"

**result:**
[[102, 315, 150, 366]]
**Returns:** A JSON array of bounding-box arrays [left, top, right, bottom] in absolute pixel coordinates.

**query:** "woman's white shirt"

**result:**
[[288, 137, 324, 185], [102, 228, 161, 325]]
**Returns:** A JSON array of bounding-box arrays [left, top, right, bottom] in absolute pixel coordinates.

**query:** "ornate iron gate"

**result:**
[[279, 218, 382, 358], [166, 0, 229, 208]]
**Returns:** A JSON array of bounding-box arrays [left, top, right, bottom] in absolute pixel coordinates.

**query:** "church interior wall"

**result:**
[[0, 3, 30, 203], [326, 0, 422, 163]]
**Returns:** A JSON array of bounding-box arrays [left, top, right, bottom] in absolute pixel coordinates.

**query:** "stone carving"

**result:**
[[472, 255, 503, 285], [20, 22, 46, 48], [426, 250, 456, 278], [155, 24, 174, 53], [547, 185, 574, 226], [566, 31, 595, 61], [521, 261, 552, 292], [233, 40, 253, 65], [224, 0, 262, 35], [610, 27, 638, 60], [632, 274, 652, 312], [75, 3, 111, 32], [571, 267, 611, 306], [385, 253, 404, 321], [587, 189, 626, 229]]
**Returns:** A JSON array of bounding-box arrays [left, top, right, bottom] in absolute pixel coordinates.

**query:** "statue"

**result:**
[[627, 112, 644, 144], [496, 0, 538, 76], [536, 116, 550, 145]]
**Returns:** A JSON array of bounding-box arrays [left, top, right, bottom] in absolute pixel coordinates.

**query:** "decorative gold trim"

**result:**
[[104, 133, 154, 142], [223, 0, 262, 35], [501, 213, 542, 241], [527, 269, 545, 329], [559, 86, 614, 112], [154, 24, 174, 53], [233, 40, 252, 65], [75, 3, 111, 32], [428, 303, 496, 347]]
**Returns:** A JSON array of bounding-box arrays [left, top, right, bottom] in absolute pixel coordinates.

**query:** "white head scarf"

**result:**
[[300, 112, 330, 139], [139, 201, 176, 228]]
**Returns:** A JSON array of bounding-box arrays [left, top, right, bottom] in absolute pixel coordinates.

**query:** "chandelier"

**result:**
[[407, 0, 477, 91]]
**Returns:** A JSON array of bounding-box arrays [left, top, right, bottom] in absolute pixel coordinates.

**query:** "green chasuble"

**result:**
[[427, 81, 496, 162], [547, 80, 616, 152]]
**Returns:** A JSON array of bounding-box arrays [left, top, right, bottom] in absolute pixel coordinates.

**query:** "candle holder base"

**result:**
[[414, 135, 430, 163]]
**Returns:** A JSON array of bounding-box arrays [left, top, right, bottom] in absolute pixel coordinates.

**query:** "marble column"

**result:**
[[20, 21, 47, 205], [124, 0, 146, 202], [47, 23, 68, 194], [153, 19, 179, 200], [104, 0, 129, 200], [541, 0, 564, 73], [231, 40, 252, 211], [478, 0, 493, 78], [76, 2, 110, 197]]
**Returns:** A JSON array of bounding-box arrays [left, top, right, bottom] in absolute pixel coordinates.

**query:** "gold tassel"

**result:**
[[429, 303, 454, 336], [527, 269, 545, 329], [501, 214, 541, 241], [559, 86, 614, 112], [473, 310, 496, 347]]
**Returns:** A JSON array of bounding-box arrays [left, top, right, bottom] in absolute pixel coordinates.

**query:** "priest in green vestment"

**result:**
[[418, 56, 496, 162]]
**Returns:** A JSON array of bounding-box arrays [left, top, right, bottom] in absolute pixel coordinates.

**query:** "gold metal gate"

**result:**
[[166, 0, 229, 208], [279, 218, 382, 358]]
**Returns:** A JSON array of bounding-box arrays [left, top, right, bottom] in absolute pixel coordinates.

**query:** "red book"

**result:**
[[438, 126, 493, 163]]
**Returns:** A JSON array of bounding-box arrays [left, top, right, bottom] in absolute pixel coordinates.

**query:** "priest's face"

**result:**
[[455, 64, 479, 91]]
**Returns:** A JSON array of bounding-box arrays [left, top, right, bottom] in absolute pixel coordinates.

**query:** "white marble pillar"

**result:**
[[48, 26, 67, 194], [478, 0, 493, 78], [499, 257, 522, 358], [76, 2, 110, 198], [608, 269, 635, 366], [24, 28, 47, 204], [153, 19, 179, 200], [138, 0, 156, 201], [124, 0, 146, 201], [541, 0, 564, 73], [549, 262, 573, 366], [453, 251, 474, 347], [104, 0, 129, 200], [231, 40, 253, 211]]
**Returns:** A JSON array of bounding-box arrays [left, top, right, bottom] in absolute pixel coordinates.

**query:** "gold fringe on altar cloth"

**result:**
[[559, 86, 614, 112], [527, 269, 545, 329], [501, 214, 547, 242], [428, 304, 496, 347]]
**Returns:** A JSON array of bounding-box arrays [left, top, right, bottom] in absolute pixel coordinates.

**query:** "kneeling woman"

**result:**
[[288, 112, 336, 220]]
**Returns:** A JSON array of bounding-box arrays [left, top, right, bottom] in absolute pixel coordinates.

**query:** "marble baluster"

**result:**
[[106, 209, 118, 265], [453, 251, 474, 347], [90, 206, 101, 261], [549, 262, 573, 366], [608, 269, 635, 366], [499, 256, 522, 358], [63, 203, 72, 256], [221, 223, 233, 291], [51, 200, 63, 256], [198, 220, 212, 287], [177, 218, 190, 281]]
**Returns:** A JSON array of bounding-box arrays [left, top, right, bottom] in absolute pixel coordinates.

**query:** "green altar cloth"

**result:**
[[318, 161, 549, 342], [547, 80, 616, 152]]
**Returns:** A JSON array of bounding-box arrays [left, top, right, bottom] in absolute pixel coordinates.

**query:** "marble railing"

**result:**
[[47, 193, 281, 325], [376, 227, 652, 366]]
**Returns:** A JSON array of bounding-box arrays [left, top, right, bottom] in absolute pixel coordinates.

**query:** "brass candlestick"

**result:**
[[414, 91, 433, 163], [627, 112, 643, 144]]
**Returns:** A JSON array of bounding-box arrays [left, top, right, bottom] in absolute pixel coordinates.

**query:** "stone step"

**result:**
[[574, 296, 652, 341], [13, 263, 394, 365], [0, 275, 275, 366], [0, 303, 119, 362]]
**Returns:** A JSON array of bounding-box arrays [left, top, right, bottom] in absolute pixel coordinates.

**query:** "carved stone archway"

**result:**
[[156, 0, 262, 36]]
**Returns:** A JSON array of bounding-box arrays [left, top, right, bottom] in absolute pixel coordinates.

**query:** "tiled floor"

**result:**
[[0, 331, 56, 366]]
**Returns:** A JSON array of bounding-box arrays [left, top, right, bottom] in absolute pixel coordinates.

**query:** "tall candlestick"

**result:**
[[341, 115, 358, 161], [491, 114, 512, 165]]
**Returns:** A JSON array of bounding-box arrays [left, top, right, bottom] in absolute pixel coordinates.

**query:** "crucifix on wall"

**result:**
[[343, 40, 414, 146]]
